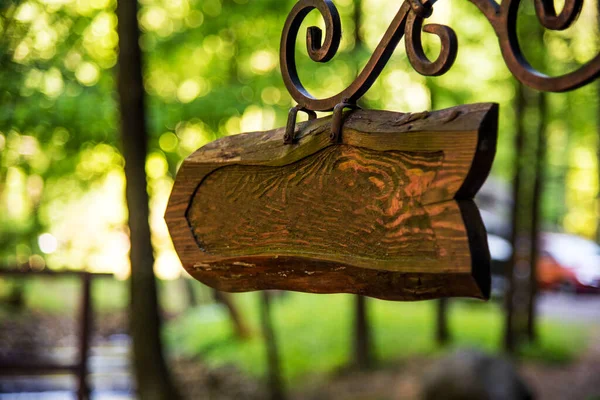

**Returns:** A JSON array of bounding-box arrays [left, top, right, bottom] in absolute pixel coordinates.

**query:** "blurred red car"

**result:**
[[537, 233, 600, 293], [488, 232, 600, 296]]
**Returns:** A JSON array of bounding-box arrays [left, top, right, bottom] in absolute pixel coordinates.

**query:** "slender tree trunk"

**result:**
[[353, 295, 374, 369], [596, 0, 600, 245], [436, 298, 450, 345], [428, 79, 450, 346], [214, 290, 251, 339], [353, 0, 362, 49], [504, 82, 527, 354], [350, 0, 374, 369], [597, 84, 600, 245], [554, 95, 572, 228], [182, 277, 198, 308], [597, 85, 600, 244], [116, 2, 180, 399], [524, 18, 547, 343], [527, 92, 547, 342], [260, 292, 285, 400], [6, 281, 25, 309]]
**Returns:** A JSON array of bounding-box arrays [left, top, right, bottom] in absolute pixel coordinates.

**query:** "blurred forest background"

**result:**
[[0, 0, 599, 399], [1, 0, 599, 274]]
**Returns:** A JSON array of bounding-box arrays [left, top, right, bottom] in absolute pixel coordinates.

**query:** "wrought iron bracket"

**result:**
[[280, 0, 600, 113], [330, 101, 361, 143], [284, 105, 317, 144]]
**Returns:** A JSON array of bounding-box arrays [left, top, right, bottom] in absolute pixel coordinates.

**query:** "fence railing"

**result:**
[[0, 267, 113, 400]]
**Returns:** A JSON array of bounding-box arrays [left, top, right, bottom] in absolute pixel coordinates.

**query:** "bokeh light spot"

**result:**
[[146, 152, 168, 179], [159, 132, 179, 152], [177, 79, 200, 103], [76, 62, 100, 86], [39, 233, 58, 254], [250, 50, 277, 74]]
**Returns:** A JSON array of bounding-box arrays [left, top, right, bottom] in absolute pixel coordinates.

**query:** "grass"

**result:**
[[165, 291, 593, 385], [0, 277, 592, 385], [0, 276, 198, 314]]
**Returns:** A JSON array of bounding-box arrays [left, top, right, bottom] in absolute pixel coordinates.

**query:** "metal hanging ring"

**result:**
[[330, 101, 361, 143], [284, 106, 317, 145]]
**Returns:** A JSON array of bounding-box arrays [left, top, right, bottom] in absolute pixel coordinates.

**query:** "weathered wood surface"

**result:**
[[166, 103, 498, 300]]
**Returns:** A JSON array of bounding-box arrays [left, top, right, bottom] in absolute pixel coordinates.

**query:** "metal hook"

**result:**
[[284, 106, 317, 144], [330, 101, 360, 143]]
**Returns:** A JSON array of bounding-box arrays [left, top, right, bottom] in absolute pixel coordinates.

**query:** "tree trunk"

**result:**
[[353, 0, 362, 49], [524, 19, 547, 343], [350, 5, 375, 367], [504, 82, 526, 354], [353, 295, 373, 369], [214, 290, 251, 339], [553, 94, 572, 228], [351, 4, 375, 368], [5, 281, 25, 310], [430, 81, 450, 347], [115, 1, 180, 399], [597, 86, 600, 245], [182, 277, 198, 308], [436, 298, 450, 345], [260, 291, 286, 400], [597, 83, 600, 245], [597, 0, 600, 245], [527, 92, 547, 342]]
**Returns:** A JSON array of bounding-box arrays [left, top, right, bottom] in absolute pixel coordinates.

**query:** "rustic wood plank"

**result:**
[[166, 103, 498, 300]]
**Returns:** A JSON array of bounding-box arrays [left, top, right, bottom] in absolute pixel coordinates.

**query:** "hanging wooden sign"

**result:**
[[166, 0, 599, 301], [166, 103, 497, 300]]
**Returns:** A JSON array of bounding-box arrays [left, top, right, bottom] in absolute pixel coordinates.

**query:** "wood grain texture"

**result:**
[[189, 146, 444, 259], [166, 103, 498, 300]]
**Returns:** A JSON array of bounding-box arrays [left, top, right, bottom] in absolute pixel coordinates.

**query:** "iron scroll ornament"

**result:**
[[280, 0, 600, 113]]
